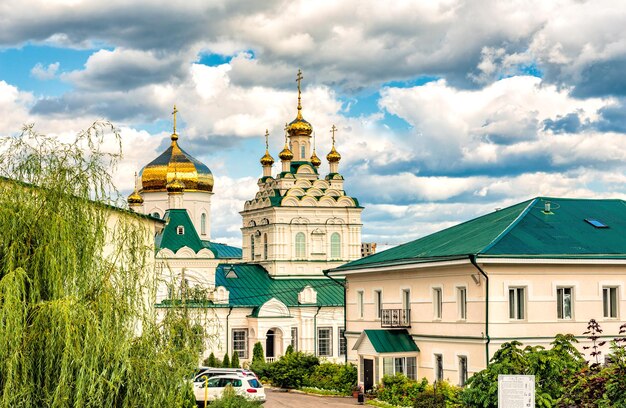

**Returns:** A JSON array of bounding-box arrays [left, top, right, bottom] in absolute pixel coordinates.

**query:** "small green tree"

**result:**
[[231, 351, 240, 368], [250, 342, 266, 376], [204, 352, 217, 367], [222, 353, 231, 368]]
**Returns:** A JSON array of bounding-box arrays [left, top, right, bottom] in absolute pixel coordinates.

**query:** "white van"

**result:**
[[193, 367, 258, 383]]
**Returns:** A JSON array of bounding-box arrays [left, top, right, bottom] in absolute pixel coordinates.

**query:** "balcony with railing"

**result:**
[[381, 308, 411, 328]]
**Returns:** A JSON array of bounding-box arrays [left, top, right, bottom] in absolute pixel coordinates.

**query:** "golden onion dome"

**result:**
[[327, 145, 341, 163], [310, 150, 321, 167], [260, 150, 275, 166], [278, 143, 294, 161], [140, 134, 214, 193], [127, 190, 144, 204], [166, 178, 185, 193], [287, 114, 313, 136]]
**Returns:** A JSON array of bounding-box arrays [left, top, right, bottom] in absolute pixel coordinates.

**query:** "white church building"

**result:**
[[127, 72, 363, 363]]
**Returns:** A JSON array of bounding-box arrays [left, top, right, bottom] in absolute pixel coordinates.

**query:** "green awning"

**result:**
[[357, 329, 419, 353]]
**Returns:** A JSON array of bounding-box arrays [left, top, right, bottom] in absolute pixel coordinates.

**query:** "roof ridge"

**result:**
[[480, 197, 538, 254]]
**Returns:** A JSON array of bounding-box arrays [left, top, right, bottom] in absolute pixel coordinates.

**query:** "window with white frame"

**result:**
[[232, 329, 248, 359], [435, 354, 443, 381], [433, 288, 442, 319], [557, 287, 573, 319], [403, 289, 410, 311], [330, 232, 341, 259], [295, 232, 306, 258], [357, 290, 364, 318], [459, 356, 468, 386], [458, 287, 467, 320], [317, 327, 332, 356], [176, 226, 184, 235], [508, 287, 525, 320], [383, 357, 417, 380], [291, 327, 298, 351], [375, 290, 382, 319], [339, 327, 346, 356], [301, 145, 306, 160], [603, 287, 618, 318], [200, 213, 206, 235]]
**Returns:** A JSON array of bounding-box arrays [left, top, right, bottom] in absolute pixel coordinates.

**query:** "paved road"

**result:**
[[264, 389, 360, 407]]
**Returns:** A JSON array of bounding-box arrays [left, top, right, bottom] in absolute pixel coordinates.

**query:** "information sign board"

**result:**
[[498, 375, 535, 408]]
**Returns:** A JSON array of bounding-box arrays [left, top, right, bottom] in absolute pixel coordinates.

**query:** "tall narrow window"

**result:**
[[301, 145, 306, 160], [433, 288, 442, 319], [317, 327, 332, 357], [263, 233, 268, 259], [403, 289, 411, 312], [339, 328, 346, 356], [330, 233, 341, 259], [407, 357, 417, 380], [459, 356, 468, 386], [458, 287, 467, 320], [435, 354, 443, 381], [357, 291, 364, 319], [509, 287, 525, 320], [603, 287, 618, 318], [232, 329, 248, 358], [557, 287, 572, 319], [200, 213, 207, 235], [291, 327, 298, 351], [250, 235, 255, 260], [375, 290, 382, 319], [295, 232, 306, 258]]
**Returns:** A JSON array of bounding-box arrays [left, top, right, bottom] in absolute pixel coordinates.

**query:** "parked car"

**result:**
[[193, 367, 258, 383], [193, 374, 265, 404]]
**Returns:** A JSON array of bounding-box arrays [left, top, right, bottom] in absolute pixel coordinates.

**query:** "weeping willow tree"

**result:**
[[0, 123, 203, 407]]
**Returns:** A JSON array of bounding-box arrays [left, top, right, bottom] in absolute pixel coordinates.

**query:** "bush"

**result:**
[[231, 351, 240, 368], [265, 351, 319, 389], [222, 353, 230, 368], [209, 385, 263, 408], [305, 362, 357, 394], [377, 374, 428, 407], [203, 352, 218, 367], [250, 342, 266, 377]]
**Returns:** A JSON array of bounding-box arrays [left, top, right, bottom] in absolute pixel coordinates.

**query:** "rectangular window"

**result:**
[[375, 290, 382, 319], [357, 291, 364, 319], [433, 288, 442, 319], [458, 287, 467, 320], [394, 357, 404, 375], [435, 354, 443, 381], [603, 287, 618, 318], [406, 357, 417, 380], [557, 287, 573, 319], [339, 328, 346, 356], [291, 327, 298, 351], [232, 329, 248, 359], [508, 287, 525, 320], [459, 356, 468, 386], [403, 289, 411, 311], [383, 357, 394, 377], [317, 327, 332, 357]]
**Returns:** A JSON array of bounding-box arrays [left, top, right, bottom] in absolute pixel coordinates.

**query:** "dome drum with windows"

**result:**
[[139, 106, 214, 193]]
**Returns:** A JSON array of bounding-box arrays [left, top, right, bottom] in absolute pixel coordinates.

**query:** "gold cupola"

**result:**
[[127, 190, 143, 204], [278, 130, 294, 161], [326, 124, 341, 163], [310, 132, 321, 167], [287, 69, 313, 137], [260, 129, 275, 166], [166, 178, 185, 193], [140, 105, 214, 193]]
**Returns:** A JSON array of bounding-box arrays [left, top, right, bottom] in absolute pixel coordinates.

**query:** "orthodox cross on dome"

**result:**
[[330, 124, 337, 145], [296, 69, 304, 116], [265, 129, 270, 150], [171, 105, 179, 141]]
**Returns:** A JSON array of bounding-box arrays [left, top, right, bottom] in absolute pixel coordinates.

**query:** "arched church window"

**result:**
[[301, 145, 305, 160], [331, 232, 341, 259], [295, 232, 306, 258], [263, 233, 268, 260], [152, 212, 160, 218], [201, 213, 207, 235], [251, 235, 255, 260]]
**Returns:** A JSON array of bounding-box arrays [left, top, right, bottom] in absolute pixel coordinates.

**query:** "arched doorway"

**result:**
[[265, 328, 283, 362]]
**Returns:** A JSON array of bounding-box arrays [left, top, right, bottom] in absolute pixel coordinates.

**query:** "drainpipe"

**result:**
[[325, 273, 348, 363], [470, 255, 490, 367], [225, 307, 233, 359], [313, 306, 322, 356]]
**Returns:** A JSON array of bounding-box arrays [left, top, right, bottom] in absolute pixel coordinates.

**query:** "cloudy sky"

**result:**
[[1, 0, 625, 248]]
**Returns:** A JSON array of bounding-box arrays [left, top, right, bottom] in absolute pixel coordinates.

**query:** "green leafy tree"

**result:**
[[250, 342, 266, 376], [265, 351, 319, 389], [231, 351, 240, 368], [305, 362, 357, 394], [204, 352, 218, 367], [223, 353, 231, 368], [0, 123, 203, 407]]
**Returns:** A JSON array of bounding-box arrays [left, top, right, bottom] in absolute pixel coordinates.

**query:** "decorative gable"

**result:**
[[298, 285, 318, 304], [258, 298, 290, 317]]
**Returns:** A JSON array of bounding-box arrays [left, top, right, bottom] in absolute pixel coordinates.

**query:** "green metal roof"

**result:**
[[216, 263, 344, 307], [362, 329, 419, 353], [156, 209, 241, 259], [333, 197, 626, 272]]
